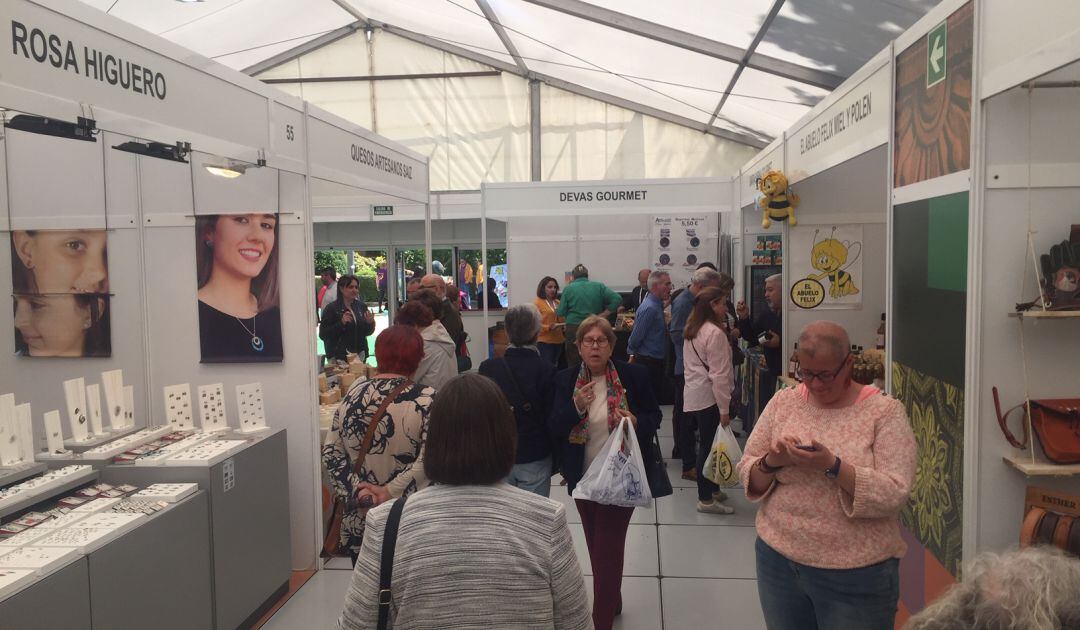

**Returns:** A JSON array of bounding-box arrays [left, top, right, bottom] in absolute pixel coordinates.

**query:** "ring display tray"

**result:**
[[0, 545, 81, 577], [77, 427, 173, 461], [130, 483, 198, 503], [0, 466, 97, 519], [34, 511, 90, 531], [33, 527, 123, 554], [75, 512, 146, 537], [70, 498, 122, 514], [0, 527, 54, 548], [0, 463, 47, 489], [132, 433, 215, 466], [0, 568, 35, 601], [162, 440, 248, 467]]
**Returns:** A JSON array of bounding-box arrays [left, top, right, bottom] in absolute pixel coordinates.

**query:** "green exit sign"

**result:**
[[372, 205, 394, 216], [926, 21, 947, 88]]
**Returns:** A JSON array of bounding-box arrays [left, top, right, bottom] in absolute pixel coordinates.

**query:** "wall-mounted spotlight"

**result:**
[[4, 114, 98, 141], [204, 158, 257, 179], [113, 140, 191, 163]]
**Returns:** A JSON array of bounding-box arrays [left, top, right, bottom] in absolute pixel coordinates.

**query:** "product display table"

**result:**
[[0, 488, 212, 630], [0, 462, 47, 490], [102, 428, 290, 630]]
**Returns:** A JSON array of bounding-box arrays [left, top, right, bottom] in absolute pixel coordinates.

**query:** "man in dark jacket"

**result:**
[[736, 273, 782, 428], [478, 304, 556, 496]]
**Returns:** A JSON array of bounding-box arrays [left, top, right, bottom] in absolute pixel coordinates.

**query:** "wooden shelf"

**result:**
[[1004, 454, 1080, 476], [1009, 310, 1080, 319]]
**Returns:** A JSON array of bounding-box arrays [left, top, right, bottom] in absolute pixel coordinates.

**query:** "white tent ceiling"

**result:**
[[79, 0, 937, 146]]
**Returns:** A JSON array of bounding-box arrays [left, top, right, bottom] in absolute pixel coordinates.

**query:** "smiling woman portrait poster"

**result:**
[[10, 229, 112, 358], [195, 213, 283, 363]]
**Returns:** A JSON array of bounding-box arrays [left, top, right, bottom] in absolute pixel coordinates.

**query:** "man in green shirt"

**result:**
[[556, 264, 622, 365]]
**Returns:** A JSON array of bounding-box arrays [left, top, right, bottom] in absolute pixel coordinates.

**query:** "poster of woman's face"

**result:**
[[195, 213, 284, 363], [10, 229, 111, 358]]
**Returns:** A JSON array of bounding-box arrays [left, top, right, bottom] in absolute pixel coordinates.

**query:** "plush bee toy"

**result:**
[[757, 170, 799, 229]]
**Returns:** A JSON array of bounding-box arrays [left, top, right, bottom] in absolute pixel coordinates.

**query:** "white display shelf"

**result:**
[[162, 440, 248, 467], [0, 467, 97, 519], [1004, 454, 1080, 476], [0, 527, 54, 548], [0, 463, 47, 488], [62, 425, 141, 451], [76, 426, 173, 461], [1008, 310, 1080, 319], [131, 432, 215, 466], [130, 483, 198, 503], [0, 545, 81, 577], [33, 527, 124, 554]]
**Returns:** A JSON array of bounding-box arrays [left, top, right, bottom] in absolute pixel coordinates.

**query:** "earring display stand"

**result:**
[[101, 370, 126, 432], [63, 378, 91, 444], [235, 383, 269, 434], [0, 394, 24, 466], [85, 385, 107, 438]]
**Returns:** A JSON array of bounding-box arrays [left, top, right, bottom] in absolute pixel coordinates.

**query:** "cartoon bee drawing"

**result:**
[[806, 228, 861, 299]]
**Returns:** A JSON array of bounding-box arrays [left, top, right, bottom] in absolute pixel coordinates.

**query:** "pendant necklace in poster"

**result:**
[[235, 316, 263, 352]]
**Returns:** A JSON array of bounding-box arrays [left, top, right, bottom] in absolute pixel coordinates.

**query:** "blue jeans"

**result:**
[[506, 455, 552, 497], [755, 538, 899, 630], [537, 342, 562, 366]]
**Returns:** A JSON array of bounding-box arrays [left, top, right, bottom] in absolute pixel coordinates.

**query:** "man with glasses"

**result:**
[[736, 273, 783, 429]]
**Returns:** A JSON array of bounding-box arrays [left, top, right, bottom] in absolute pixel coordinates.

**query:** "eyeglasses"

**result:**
[[796, 352, 850, 384], [580, 337, 610, 348]]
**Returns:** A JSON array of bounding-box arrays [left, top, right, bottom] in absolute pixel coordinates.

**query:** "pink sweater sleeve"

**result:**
[[736, 390, 783, 502], [838, 399, 917, 519], [705, 327, 733, 415]]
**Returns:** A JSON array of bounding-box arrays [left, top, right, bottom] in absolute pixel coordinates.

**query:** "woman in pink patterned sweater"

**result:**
[[736, 321, 916, 630]]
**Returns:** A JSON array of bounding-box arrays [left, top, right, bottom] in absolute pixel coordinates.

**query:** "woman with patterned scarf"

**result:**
[[550, 315, 662, 630]]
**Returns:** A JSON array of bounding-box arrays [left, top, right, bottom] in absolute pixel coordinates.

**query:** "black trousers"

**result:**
[[635, 355, 666, 403], [693, 405, 722, 501]]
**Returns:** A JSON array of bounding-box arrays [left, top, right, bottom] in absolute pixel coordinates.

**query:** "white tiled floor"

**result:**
[[266, 406, 767, 629]]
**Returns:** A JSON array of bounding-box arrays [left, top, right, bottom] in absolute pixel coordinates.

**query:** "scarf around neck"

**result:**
[[569, 360, 628, 444]]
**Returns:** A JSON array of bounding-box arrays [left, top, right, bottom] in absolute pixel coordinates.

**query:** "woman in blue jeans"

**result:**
[[736, 321, 916, 630]]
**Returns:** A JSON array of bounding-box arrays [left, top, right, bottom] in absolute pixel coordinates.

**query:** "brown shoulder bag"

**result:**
[[322, 380, 411, 557], [993, 386, 1080, 464]]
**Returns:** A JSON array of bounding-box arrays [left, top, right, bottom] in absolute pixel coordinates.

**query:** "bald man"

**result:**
[[622, 268, 652, 312], [420, 273, 465, 361]]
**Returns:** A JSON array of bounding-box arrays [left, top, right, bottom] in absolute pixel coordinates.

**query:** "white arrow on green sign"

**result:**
[[927, 21, 947, 88]]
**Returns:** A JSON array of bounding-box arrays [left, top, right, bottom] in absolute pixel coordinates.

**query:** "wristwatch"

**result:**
[[825, 455, 842, 479]]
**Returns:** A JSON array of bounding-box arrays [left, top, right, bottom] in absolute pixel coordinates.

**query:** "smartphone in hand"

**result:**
[[794, 444, 817, 451]]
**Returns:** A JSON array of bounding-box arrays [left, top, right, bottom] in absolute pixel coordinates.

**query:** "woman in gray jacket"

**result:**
[[396, 291, 456, 391], [337, 373, 592, 630]]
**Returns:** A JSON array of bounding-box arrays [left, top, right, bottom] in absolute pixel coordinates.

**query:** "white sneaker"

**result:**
[[696, 500, 735, 515], [712, 490, 728, 502]]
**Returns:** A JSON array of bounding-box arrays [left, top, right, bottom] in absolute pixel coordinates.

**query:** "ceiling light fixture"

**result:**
[[204, 161, 247, 179]]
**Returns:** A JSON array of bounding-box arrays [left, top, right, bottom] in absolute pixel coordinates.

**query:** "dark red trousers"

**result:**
[[574, 499, 634, 630]]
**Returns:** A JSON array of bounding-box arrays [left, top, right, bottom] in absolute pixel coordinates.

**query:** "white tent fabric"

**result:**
[[78, 0, 936, 188]]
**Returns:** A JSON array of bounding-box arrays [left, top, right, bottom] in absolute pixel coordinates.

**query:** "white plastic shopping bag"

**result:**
[[703, 425, 742, 487], [571, 418, 653, 508]]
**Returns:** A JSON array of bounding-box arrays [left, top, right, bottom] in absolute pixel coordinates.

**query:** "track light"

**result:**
[[113, 140, 191, 163], [204, 161, 247, 179], [4, 114, 97, 141]]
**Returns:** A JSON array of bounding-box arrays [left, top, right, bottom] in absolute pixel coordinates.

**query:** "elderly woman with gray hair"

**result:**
[[906, 545, 1080, 630], [736, 320, 916, 630], [479, 304, 557, 496]]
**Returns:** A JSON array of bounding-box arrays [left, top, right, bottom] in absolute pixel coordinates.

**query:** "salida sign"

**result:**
[[9, 20, 168, 100]]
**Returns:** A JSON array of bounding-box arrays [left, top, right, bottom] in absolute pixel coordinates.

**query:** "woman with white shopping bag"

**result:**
[[550, 316, 661, 630], [683, 287, 737, 515]]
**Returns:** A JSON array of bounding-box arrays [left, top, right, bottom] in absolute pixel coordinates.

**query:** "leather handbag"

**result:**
[[1020, 506, 1080, 557], [322, 380, 411, 558], [992, 387, 1080, 464], [642, 433, 673, 499]]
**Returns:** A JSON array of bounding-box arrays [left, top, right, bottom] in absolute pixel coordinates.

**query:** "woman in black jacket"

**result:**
[[478, 304, 557, 497], [549, 315, 661, 630], [319, 275, 375, 362]]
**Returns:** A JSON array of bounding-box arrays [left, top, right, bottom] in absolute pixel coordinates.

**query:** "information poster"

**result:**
[[652, 215, 708, 288], [789, 225, 864, 310]]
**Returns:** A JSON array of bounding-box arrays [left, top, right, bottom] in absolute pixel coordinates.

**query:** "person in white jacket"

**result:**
[[398, 290, 457, 390], [682, 286, 736, 515]]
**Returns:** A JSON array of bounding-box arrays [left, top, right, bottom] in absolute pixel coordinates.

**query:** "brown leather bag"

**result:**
[[322, 380, 411, 558], [993, 387, 1080, 464], [1020, 506, 1080, 557]]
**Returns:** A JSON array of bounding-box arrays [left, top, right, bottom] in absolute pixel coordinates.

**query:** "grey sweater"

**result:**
[[337, 483, 593, 630]]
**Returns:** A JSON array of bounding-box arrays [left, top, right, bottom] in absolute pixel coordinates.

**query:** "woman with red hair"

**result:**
[[322, 325, 435, 564]]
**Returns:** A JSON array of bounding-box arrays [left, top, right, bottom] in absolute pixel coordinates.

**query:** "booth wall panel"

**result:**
[[973, 88, 1080, 555], [0, 226, 150, 440], [783, 147, 888, 356], [141, 222, 317, 569], [981, 3, 1080, 93], [139, 153, 194, 218], [4, 127, 107, 229], [103, 133, 140, 227]]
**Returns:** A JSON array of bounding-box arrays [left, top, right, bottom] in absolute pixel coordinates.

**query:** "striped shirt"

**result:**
[[338, 483, 593, 630]]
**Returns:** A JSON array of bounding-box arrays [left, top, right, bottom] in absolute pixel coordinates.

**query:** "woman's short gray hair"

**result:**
[[504, 304, 542, 346], [906, 545, 1080, 630]]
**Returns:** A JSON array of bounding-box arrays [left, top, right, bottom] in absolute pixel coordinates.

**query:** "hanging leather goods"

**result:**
[[993, 387, 1080, 464]]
